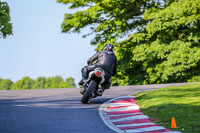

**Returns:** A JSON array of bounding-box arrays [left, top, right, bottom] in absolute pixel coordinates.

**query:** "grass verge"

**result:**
[[135, 83, 200, 133]]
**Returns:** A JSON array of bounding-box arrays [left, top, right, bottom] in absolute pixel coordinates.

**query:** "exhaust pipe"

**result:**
[[97, 88, 104, 96]]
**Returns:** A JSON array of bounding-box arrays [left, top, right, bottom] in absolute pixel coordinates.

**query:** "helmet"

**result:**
[[104, 43, 114, 51]]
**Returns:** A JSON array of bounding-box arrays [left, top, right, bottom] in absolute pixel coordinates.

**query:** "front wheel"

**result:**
[[81, 80, 97, 104]]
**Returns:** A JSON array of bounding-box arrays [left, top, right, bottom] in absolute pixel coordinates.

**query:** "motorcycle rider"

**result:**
[[79, 43, 118, 95]]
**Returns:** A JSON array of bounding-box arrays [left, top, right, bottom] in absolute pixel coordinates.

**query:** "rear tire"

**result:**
[[81, 80, 97, 104]]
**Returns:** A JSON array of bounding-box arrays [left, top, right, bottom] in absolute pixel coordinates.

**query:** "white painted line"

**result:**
[[117, 122, 155, 127], [109, 103, 137, 107], [115, 95, 136, 99], [99, 96, 182, 133], [163, 131, 181, 133], [99, 97, 125, 133], [111, 115, 149, 122], [106, 105, 140, 112], [108, 112, 143, 117], [125, 126, 165, 132]]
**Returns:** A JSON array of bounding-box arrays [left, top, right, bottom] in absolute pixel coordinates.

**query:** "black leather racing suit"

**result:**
[[81, 50, 117, 89]]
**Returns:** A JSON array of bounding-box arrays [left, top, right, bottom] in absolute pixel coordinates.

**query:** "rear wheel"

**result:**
[[81, 80, 97, 104]]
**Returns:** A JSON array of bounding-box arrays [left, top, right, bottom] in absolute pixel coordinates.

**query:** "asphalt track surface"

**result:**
[[0, 83, 190, 133]]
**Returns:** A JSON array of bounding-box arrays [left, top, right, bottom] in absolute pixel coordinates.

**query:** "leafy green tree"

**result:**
[[59, 81, 69, 88], [58, 0, 200, 85], [115, 0, 200, 85], [0, 78, 3, 84], [0, 1, 12, 38], [0, 76, 76, 90], [33, 77, 46, 89], [66, 77, 76, 88], [51, 76, 64, 88], [44, 77, 52, 89], [12, 77, 35, 90], [57, 0, 163, 49], [0, 78, 13, 90], [44, 76, 67, 89]]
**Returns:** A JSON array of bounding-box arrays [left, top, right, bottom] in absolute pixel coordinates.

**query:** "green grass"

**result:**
[[135, 83, 200, 133]]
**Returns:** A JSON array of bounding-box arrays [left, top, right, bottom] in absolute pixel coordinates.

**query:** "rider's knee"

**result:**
[[81, 66, 89, 78]]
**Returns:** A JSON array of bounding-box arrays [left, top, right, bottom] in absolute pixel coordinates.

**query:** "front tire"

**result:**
[[81, 80, 97, 104]]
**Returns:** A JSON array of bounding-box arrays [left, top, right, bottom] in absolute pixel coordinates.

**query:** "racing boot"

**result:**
[[79, 77, 87, 94], [78, 77, 87, 86], [80, 87, 86, 95]]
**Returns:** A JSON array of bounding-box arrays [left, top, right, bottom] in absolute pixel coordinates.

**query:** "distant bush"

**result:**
[[0, 78, 13, 90], [188, 76, 200, 83], [0, 76, 76, 90]]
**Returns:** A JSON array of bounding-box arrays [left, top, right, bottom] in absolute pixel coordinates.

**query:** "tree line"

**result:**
[[0, 76, 76, 90]]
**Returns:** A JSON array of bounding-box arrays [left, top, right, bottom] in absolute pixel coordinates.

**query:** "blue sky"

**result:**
[[0, 0, 97, 84]]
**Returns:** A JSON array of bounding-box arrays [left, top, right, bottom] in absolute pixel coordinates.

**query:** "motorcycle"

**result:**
[[80, 67, 105, 104]]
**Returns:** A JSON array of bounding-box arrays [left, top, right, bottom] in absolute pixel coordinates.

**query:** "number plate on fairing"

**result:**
[[96, 71, 102, 77]]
